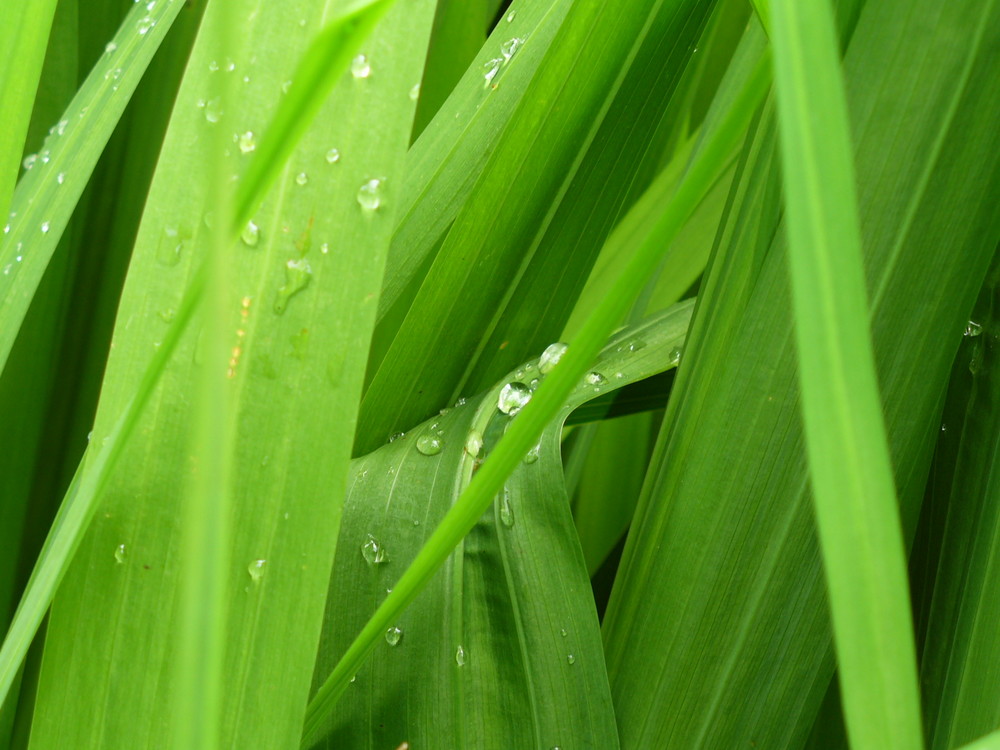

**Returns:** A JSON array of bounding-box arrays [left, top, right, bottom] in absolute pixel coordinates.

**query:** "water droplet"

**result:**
[[114, 543, 127, 564], [105, 41, 118, 54], [506, 9, 517, 21], [416, 434, 443, 456], [159, 308, 176, 323], [281, 80, 292, 94], [566, 654, 576, 665], [204, 97, 223, 123], [483, 58, 503, 86], [320, 242, 329, 254], [22, 153, 36, 170], [361, 534, 389, 565], [40, 221, 50, 234], [385, 626, 403, 646], [357, 178, 384, 211], [454, 397, 467, 407], [524, 442, 540, 464], [617, 338, 647, 353], [465, 430, 483, 457], [136, 15, 155, 34], [295, 172, 309, 186], [499, 488, 514, 527], [539, 342, 568, 373], [455, 645, 466, 666], [57, 171, 66, 184], [351, 54, 371, 78], [273, 258, 313, 314], [560, 628, 568, 637], [241, 220, 260, 246], [248, 559, 267, 582], [325, 147, 340, 164], [388, 431, 405, 443], [208, 59, 220, 72], [965, 320, 983, 337], [528, 377, 540, 390], [501, 37, 524, 62], [585, 371, 607, 386], [3, 224, 9, 234], [409, 82, 421, 101], [669, 346, 683, 366], [238, 131, 256, 153], [498, 382, 531, 415]]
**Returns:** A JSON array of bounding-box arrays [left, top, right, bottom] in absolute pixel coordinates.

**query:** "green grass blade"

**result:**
[[16, 0, 437, 746], [306, 302, 692, 747], [303, 56, 769, 740], [770, 0, 923, 747], [959, 729, 1000, 750], [358, 0, 719, 454], [0, 0, 185, 376], [0, 0, 59, 223], [600, 0, 1000, 746]]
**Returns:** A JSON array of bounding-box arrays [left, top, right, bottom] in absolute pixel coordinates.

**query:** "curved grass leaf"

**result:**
[[303, 54, 770, 740], [771, 0, 922, 746], [0, 0, 185, 376], [307, 301, 692, 748]]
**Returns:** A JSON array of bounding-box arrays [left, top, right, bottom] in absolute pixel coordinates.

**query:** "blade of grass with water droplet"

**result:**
[[303, 54, 770, 738], [600, 0, 1000, 746], [0, 0, 59, 223], [15, 0, 437, 746], [0, 0, 185, 377], [305, 302, 691, 748], [771, 0, 922, 745], [358, 0, 721, 454]]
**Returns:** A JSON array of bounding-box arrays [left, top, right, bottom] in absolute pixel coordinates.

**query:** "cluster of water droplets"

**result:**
[[483, 23, 526, 88]]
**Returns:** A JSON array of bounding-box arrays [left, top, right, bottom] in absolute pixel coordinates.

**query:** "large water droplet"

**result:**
[[524, 442, 540, 464], [465, 430, 483, 458], [114, 543, 127, 564], [499, 488, 514, 527], [238, 131, 256, 153], [357, 178, 384, 211], [483, 58, 503, 86], [585, 371, 607, 386], [158, 225, 185, 266], [498, 382, 531, 415], [241, 220, 260, 247], [325, 147, 340, 164], [416, 434, 443, 456], [455, 645, 466, 666], [351, 54, 371, 79], [965, 320, 983, 337], [361, 534, 389, 565], [538, 342, 568, 373], [248, 559, 267, 582], [501, 37, 524, 62], [203, 97, 223, 123], [273, 258, 312, 314], [385, 626, 403, 646]]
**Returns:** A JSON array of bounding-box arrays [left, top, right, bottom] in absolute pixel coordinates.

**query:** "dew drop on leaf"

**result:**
[[538, 342, 567, 373], [247, 559, 267, 582], [361, 534, 388, 565], [357, 178, 384, 211], [416, 434, 443, 456], [114, 544, 127, 564], [351, 54, 371, 79], [498, 382, 531, 415], [385, 626, 403, 646]]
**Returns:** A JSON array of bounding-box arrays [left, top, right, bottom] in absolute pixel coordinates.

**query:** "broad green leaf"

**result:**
[[307, 302, 692, 748], [771, 0, 922, 747], [601, 1, 1000, 747], [0, 0, 186, 376], [359, 0, 718, 454], [918, 260, 1000, 750], [21, 0, 438, 746], [0, 0, 59, 222], [960, 729, 1000, 750], [304, 53, 770, 739]]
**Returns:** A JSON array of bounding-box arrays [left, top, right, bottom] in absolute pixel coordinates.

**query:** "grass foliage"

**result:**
[[1, 0, 998, 748]]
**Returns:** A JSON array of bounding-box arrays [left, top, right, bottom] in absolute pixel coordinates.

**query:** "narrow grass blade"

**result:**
[[306, 302, 692, 747], [18, 0, 438, 746], [303, 55, 770, 739], [0, 0, 59, 222], [771, 0, 923, 747], [0, 0, 185, 376], [600, 0, 1000, 746]]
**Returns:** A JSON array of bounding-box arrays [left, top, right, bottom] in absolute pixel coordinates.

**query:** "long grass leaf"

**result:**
[[0, 0, 185, 376], [303, 55, 770, 742], [770, 0, 923, 746]]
